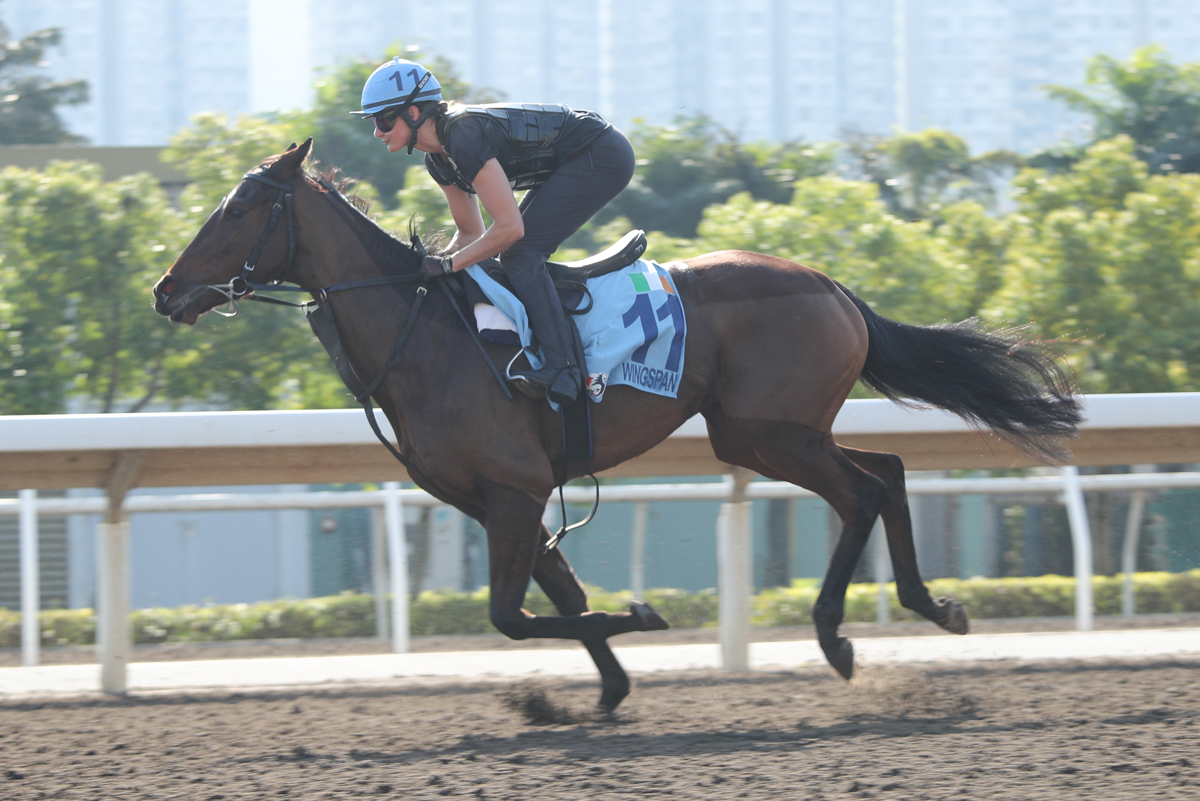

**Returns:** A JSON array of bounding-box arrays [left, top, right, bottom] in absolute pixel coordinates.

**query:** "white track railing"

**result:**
[[5, 469, 1200, 683]]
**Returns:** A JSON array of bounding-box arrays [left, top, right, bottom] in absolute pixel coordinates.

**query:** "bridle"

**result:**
[[204, 171, 298, 317], [206, 169, 438, 316], [194, 165, 595, 552], [204, 169, 435, 313], [200, 167, 515, 460]]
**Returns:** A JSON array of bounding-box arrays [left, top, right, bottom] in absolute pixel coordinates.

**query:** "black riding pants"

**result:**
[[498, 126, 636, 285]]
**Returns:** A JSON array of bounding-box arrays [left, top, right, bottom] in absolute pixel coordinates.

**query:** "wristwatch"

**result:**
[[440, 256, 454, 275]]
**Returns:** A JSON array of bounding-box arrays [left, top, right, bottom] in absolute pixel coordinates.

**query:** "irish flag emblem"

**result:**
[[629, 262, 674, 294]]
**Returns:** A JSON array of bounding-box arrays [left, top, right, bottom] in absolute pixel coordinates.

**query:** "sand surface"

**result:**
[[2, 654, 1199, 799]]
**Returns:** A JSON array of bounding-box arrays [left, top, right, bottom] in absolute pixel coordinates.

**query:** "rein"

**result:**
[[211, 170, 513, 464], [211, 168, 593, 549]]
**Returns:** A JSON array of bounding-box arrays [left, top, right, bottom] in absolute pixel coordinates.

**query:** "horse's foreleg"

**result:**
[[839, 447, 969, 636], [480, 478, 664, 711], [532, 526, 669, 712], [532, 523, 666, 631]]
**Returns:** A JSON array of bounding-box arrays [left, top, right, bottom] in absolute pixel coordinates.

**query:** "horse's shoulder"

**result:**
[[676, 250, 839, 302]]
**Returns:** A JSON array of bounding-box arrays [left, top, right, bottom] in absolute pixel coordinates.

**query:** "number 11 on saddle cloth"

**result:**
[[466, 259, 687, 404]]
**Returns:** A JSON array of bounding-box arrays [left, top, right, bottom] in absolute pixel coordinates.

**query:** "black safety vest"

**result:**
[[428, 104, 605, 193]]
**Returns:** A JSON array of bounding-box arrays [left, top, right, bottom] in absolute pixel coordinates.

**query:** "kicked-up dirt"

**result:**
[[0, 656, 1198, 799]]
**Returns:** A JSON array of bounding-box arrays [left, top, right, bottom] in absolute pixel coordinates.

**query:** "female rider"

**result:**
[[353, 57, 636, 405]]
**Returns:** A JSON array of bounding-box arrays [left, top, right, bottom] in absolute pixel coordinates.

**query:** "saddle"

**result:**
[[461, 229, 648, 314], [547, 229, 648, 282], [456, 230, 648, 486]]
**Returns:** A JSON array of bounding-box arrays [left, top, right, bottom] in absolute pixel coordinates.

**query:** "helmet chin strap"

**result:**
[[403, 105, 437, 155], [394, 69, 435, 156]]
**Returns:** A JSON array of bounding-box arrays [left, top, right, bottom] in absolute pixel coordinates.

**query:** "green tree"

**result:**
[[0, 12, 88, 144], [988, 136, 1200, 392], [0, 154, 356, 415], [601, 116, 835, 239], [1040, 46, 1200, 176], [162, 113, 301, 221], [934, 200, 1013, 317], [0, 164, 182, 413], [843, 128, 1019, 221], [643, 136, 1200, 396], [164, 113, 441, 252], [374, 165, 457, 234], [686, 177, 983, 326]]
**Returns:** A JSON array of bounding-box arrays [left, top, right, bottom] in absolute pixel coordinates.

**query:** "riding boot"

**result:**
[[506, 267, 583, 404]]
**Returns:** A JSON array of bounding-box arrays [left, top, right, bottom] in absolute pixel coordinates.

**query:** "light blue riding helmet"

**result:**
[[351, 57, 443, 154]]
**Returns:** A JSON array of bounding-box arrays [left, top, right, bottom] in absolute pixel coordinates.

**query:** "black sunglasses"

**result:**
[[372, 107, 405, 134]]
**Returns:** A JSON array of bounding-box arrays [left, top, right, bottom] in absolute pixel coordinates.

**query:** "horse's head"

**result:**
[[153, 139, 312, 324]]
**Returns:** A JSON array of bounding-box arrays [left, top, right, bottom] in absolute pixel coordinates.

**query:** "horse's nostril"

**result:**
[[159, 276, 176, 296]]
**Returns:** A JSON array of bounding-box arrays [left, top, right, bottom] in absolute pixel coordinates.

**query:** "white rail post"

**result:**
[[19, 489, 39, 667], [873, 518, 890, 626], [1121, 489, 1148, 618], [718, 467, 754, 671], [98, 450, 143, 694], [630, 502, 647, 599], [1061, 466, 1094, 632], [97, 520, 131, 692], [371, 507, 390, 641], [383, 482, 409, 653]]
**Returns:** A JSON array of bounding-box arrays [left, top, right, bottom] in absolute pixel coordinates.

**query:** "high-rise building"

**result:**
[[4, 0, 1200, 152], [905, 0, 1200, 153], [353, 0, 1200, 152], [2, 0, 250, 146]]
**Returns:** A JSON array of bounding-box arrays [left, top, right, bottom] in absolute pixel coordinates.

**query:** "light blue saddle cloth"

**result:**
[[465, 259, 687, 403]]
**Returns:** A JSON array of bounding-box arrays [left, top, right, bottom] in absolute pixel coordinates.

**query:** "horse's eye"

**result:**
[[225, 206, 246, 220]]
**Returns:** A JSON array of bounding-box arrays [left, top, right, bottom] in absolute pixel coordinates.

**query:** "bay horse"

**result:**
[[152, 139, 1081, 712]]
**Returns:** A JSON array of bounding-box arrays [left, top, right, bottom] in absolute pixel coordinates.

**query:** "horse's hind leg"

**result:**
[[839, 447, 968, 636], [532, 527, 666, 712], [709, 415, 885, 679]]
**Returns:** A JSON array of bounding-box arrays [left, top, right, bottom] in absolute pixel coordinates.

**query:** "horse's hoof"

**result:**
[[820, 636, 855, 680], [598, 683, 630, 714], [629, 600, 670, 631], [936, 597, 969, 635]]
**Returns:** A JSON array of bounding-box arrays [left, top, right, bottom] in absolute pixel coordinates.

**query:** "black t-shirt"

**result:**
[[424, 103, 610, 193]]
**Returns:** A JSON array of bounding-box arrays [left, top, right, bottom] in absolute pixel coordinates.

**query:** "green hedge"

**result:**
[[2, 570, 1198, 648], [754, 570, 1200, 625]]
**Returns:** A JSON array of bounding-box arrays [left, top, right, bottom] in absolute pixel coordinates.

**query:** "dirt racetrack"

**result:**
[[2, 656, 1199, 800]]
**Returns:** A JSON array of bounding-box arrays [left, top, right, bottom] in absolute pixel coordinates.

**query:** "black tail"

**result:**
[[834, 282, 1083, 464]]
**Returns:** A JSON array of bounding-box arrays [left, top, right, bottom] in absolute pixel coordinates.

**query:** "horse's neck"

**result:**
[[293, 188, 417, 291], [294, 190, 426, 388]]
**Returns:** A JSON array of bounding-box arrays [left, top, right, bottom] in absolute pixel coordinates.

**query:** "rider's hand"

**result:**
[[421, 255, 454, 279]]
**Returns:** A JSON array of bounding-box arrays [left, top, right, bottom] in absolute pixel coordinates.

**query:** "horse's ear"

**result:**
[[274, 138, 313, 176]]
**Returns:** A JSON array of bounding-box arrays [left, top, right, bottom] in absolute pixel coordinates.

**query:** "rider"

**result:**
[[352, 57, 636, 404]]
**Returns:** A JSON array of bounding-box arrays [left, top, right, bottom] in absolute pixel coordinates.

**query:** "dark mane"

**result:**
[[316, 167, 373, 213], [305, 168, 424, 275]]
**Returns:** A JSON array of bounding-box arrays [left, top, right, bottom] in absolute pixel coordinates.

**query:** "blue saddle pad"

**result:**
[[465, 259, 687, 403]]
